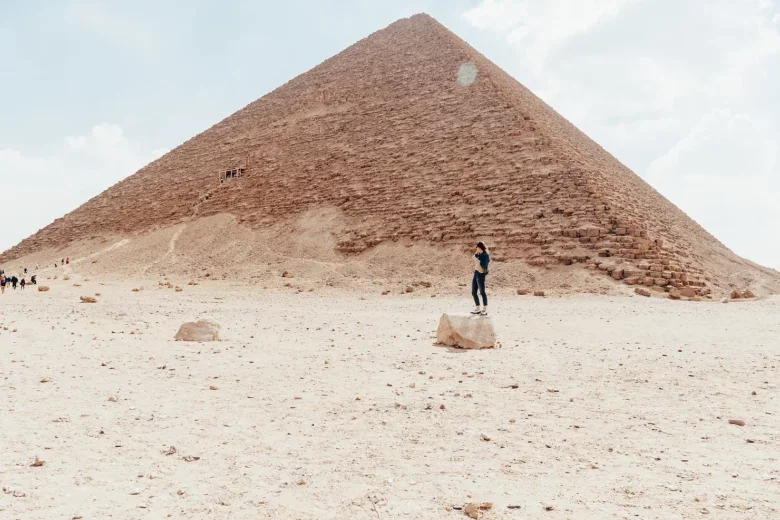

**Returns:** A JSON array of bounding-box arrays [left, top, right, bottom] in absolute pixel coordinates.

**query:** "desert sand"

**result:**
[[1, 264, 778, 519]]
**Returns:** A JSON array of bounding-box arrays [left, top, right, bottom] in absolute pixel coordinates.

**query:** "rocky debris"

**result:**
[[281, 271, 293, 278], [731, 290, 743, 299], [2, 486, 27, 497], [668, 289, 681, 300], [464, 502, 493, 519], [728, 419, 746, 426], [80, 296, 97, 303], [174, 320, 221, 342], [437, 313, 496, 349], [517, 289, 529, 295], [38, 286, 50, 292], [680, 287, 697, 298], [30, 456, 45, 467], [534, 290, 545, 297], [635, 288, 651, 297], [405, 286, 414, 293], [480, 432, 492, 441], [418, 281, 432, 288], [742, 289, 755, 299]]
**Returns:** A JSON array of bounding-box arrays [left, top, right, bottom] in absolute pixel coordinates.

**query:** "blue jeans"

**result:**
[[472, 271, 487, 307]]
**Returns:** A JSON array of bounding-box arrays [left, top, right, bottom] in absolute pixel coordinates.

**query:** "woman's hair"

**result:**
[[476, 241, 488, 252]]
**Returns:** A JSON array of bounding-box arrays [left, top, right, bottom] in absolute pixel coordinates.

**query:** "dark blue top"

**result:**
[[475, 252, 490, 274]]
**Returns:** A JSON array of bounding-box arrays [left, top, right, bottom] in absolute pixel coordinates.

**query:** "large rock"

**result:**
[[436, 313, 496, 350], [175, 320, 221, 342]]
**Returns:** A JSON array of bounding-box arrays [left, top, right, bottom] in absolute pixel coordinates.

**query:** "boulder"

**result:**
[[436, 313, 496, 350], [679, 287, 696, 298], [742, 289, 755, 299], [534, 290, 545, 297], [37, 286, 50, 292], [80, 296, 97, 303], [730, 290, 742, 299], [668, 289, 681, 300], [635, 288, 651, 297], [175, 320, 221, 342], [516, 289, 529, 295]]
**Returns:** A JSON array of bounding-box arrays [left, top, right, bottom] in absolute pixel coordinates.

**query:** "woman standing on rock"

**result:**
[[470, 241, 490, 316]]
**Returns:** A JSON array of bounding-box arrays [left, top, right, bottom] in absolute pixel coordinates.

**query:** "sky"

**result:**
[[1, 0, 778, 268]]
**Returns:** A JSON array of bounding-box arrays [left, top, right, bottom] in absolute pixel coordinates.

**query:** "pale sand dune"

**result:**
[[1, 273, 778, 519]]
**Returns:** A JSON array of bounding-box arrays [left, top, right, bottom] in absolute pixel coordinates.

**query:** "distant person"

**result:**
[[11, 275, 18, 290], [20, 277, 25, 289], [0, 274, 5, 294], [470, 241, 490, 316], [30, 274, 37, 285], [66, 257, 70, 266], [23, 267, 27, 274]]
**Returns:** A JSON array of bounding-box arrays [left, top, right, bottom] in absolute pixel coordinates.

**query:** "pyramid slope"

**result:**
[[2, 14, 777, 295]]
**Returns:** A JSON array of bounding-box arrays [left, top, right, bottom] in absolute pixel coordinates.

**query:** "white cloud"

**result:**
[[64, 1, 171, 61], [464, 0, 636, 73], [0, 124, 167, 254], [464, 0, 780, 268]]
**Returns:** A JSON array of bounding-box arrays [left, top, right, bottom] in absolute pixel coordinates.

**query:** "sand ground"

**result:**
[[1, 273, 778, 519]]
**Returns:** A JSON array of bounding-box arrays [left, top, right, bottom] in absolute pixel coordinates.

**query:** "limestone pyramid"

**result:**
[[3, 14, 777, 295]]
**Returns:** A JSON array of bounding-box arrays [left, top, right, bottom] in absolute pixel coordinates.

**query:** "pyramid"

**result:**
[[3, 14, 777, 295]]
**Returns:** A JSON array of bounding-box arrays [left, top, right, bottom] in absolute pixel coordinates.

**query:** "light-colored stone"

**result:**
[[174, 320, 221, 342], [436, 313, 496, 350]]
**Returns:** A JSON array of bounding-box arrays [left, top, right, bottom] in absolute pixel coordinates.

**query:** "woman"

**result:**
[[470, 241, 490, 316]]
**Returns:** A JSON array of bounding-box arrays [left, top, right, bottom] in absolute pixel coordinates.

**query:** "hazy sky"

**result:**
[[1, 0, 778, 268]]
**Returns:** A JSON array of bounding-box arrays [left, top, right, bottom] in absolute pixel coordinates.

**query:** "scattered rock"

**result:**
[[405, 286, 414, 293], [2, 486, 27, 497], [534, 290, 545, 297], [480, 432, 492, 442], [30, 456, 45, 467], [163, 446, 177, 456], [517, 289, 529, 295], [80, 296, 97, 303], [174, 320, 221, 342], [635, 288, 651, 297], [38, 286, 50, 292], [437, 313, 496, 349], [463, 502, 492, 519], [728, 419, 746, 426], [281, 271, 293, 278], [181, 455, 200, 462], [730, 290, 742, 299], [742, 289, 755, 299], [668, 289, 681, 300]]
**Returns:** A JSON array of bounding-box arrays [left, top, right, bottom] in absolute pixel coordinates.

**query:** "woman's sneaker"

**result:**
[[470, 309, 482, 315]]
